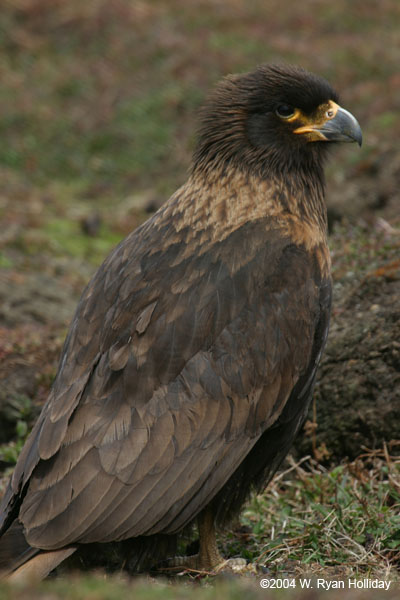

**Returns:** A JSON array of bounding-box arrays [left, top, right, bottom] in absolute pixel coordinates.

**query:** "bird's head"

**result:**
[[193, 64, 362, 179]]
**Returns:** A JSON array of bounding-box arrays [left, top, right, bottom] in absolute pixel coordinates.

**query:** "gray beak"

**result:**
[[317, 106, 363, 146]]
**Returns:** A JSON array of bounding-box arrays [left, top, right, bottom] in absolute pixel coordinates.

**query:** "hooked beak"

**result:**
[[294, 103, 362, 147]]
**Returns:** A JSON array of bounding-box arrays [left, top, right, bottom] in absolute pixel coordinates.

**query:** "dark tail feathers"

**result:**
[[0, 521, 40, 577]]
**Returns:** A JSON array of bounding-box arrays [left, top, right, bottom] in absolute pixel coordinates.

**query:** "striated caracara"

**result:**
[[0, 64, 362, 580]]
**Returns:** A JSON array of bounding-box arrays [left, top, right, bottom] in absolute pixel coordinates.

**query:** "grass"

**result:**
[[0, 448, 398, 598], [238, 447, 400, 578], [0, 576, 315, 600], [0, 0, 399, 199], [0, 395, 32, 471], [0, 0, 399, 596]]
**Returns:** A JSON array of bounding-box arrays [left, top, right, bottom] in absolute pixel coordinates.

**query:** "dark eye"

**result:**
[[275, 104, 295, 118]]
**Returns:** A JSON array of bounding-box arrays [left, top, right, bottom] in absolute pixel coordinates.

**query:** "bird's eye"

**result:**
[[275, 104, 295, 119]]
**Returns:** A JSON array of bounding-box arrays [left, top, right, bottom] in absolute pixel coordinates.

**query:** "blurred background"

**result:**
[[0, 1, 399, 591], [0, 0, 398, 228], [1, 0, 399, 468], [0, 0, 399, 478]]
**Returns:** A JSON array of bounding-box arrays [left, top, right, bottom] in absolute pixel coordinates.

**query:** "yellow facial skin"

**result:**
[[291, 101, 340, 141], [276, 100, 362, 146]]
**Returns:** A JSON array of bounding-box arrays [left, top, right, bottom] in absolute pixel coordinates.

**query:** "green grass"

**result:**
[[0, 396, 32, 468], [239, 450, 400, 576], [0, 0, 399, 595], [0, 0, 398, 199], [0, 576, 298, 600], [42, 218, 122, 262], [0, 451, 398, 598]]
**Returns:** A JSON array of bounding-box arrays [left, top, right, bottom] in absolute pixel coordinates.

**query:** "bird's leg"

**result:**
[[194, 507, 224, 570], [159, 508, 247, 574], [160, 508, 224, 572], [194, 510, 247, 572]]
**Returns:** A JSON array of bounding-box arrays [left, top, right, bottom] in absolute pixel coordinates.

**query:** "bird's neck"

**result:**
[[173, 164, 328, 244], [157, 164, 330, 278], [272, 162, 328, 231]]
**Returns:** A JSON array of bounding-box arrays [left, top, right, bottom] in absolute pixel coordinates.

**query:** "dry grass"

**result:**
[[0, 0, 399, 595], [236, 444, 400, 581]]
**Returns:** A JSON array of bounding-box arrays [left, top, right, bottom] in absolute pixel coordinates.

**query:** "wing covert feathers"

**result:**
[[0, 167, 331, 561], [0, 63, 363, 579]]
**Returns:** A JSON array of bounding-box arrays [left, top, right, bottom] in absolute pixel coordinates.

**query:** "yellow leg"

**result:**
[[159, 508, 248, 573], [195, 508, 224, 570], [161, 508, 224, 572]]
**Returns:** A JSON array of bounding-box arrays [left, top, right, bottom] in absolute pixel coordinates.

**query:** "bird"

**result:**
[[0, 64, 362, 581]]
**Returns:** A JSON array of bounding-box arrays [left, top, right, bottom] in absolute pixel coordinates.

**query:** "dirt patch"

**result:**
[[296, 258, 400, 462]]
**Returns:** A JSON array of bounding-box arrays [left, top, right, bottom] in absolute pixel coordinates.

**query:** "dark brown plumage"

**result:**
[[0, 64, 362, 580]]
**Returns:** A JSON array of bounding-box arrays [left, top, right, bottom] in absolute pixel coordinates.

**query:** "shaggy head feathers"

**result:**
[[193, 64, 339, 178]]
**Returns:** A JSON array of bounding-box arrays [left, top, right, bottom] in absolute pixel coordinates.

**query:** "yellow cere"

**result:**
[[292, 100, 340, 140]]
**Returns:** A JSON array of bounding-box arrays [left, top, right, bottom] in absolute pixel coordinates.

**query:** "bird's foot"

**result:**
[[215, 557, 248, 573], [158, 553, 248, 575], [158, 509, 251, 575]]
